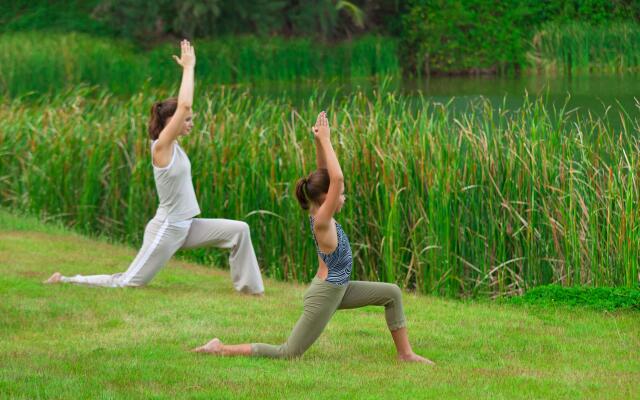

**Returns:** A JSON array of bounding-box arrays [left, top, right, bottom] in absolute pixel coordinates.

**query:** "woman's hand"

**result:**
[[173, 39, 196, 69], [312, 111, 330, 140]]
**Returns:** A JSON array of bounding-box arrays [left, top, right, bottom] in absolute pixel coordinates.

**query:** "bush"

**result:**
[[508, 285, 640, 311], [401, 0, 534, 75]]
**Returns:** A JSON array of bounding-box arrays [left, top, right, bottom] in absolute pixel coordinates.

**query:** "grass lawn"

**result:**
[[1, 210, 638, 399]]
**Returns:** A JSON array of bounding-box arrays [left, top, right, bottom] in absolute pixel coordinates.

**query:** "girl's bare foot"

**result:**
[[191, 338, 222, 354], [398, 353, 435, 365], [44, 272, 62, 284]]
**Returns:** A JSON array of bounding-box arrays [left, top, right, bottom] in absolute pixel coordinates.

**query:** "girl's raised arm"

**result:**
[[313, 111, 344, 228]]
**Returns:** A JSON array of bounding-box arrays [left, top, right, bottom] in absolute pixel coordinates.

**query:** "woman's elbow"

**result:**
[[330, 174, 344, 183], [177, 102, 192, 112]]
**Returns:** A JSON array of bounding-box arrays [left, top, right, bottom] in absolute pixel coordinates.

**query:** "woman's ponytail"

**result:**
[[148, 98, 178, 140]]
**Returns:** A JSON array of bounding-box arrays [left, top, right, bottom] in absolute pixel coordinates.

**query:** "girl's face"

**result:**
[[336, 190, 346, 213], [314, 190, 346, 213], [322, 190, 345, 213]]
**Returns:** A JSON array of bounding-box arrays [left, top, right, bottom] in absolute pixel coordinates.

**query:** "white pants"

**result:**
[[61, 217, 264, 294]]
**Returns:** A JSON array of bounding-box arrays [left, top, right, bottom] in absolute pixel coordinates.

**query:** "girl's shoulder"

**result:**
[[309, 214, 338, 227]]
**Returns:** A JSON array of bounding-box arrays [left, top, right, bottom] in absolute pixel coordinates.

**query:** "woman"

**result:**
[[192, 112, 434, 363], [45, 40, 264, 295]]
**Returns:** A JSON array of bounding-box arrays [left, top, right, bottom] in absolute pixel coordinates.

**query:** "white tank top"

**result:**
[[151, 140, 201, 223]]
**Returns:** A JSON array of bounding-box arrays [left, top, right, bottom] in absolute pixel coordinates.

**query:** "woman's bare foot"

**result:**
[[398, 353, 435, 365], [43, 272, 62, 284], [191, 338, 222, 354]]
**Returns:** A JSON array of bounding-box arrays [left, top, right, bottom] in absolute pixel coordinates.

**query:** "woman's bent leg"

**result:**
[[181, 218, 264, 294]]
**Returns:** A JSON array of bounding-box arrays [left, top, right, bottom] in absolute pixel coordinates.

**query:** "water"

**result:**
[[410, 74, 640, 115], [244, 73, 640, 121]]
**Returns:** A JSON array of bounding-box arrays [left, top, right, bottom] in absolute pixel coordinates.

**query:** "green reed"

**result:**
[[528, 21, 640, 74], [1, 86, 639, 297], [0, 32, 399, 97]]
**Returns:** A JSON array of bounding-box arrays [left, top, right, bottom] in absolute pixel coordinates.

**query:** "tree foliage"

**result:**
[[91, 0, 402, 44]]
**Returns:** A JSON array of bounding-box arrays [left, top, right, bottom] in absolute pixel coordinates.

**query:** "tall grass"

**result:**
[[0, 32, 400, 97], [1, 86, 639, 297], [528, 21, 640, 74]]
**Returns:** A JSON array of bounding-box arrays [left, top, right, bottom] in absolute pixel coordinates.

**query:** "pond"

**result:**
[[243, 73, 639, 124]]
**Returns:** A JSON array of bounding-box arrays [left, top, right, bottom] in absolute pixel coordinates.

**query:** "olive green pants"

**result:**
[[251, 278, 406, 358]]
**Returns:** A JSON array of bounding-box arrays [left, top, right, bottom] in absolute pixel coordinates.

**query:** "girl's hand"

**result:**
[[312, 111, 330, 140], [173, 39, 196, 69]]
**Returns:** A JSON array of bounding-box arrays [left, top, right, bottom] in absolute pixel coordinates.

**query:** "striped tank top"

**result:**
[[309, 216, 353, 285]]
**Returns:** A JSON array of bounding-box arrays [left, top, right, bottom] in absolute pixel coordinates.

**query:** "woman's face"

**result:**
[[166, 111, 193, 136], [181, 112, 194, 136]]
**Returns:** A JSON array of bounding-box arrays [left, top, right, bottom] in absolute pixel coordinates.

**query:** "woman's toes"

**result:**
[[43, 272, 62, 284]]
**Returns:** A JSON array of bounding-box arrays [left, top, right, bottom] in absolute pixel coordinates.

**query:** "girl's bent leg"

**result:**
[[338, 281, 406, 330], [338, 281, 434, 364]]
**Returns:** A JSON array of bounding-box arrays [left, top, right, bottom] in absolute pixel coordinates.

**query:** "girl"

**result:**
[[193, 111, 434, 363], [45, 40, 264, 295]]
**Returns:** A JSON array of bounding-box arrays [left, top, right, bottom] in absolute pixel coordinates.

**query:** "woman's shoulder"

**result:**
[[151, 139, 181, 155], [151, 140, 179, 170]]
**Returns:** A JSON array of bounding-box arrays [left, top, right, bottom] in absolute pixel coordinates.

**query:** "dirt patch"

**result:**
[[0, 231, 78, 243], [16, 270, 42, 278]]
